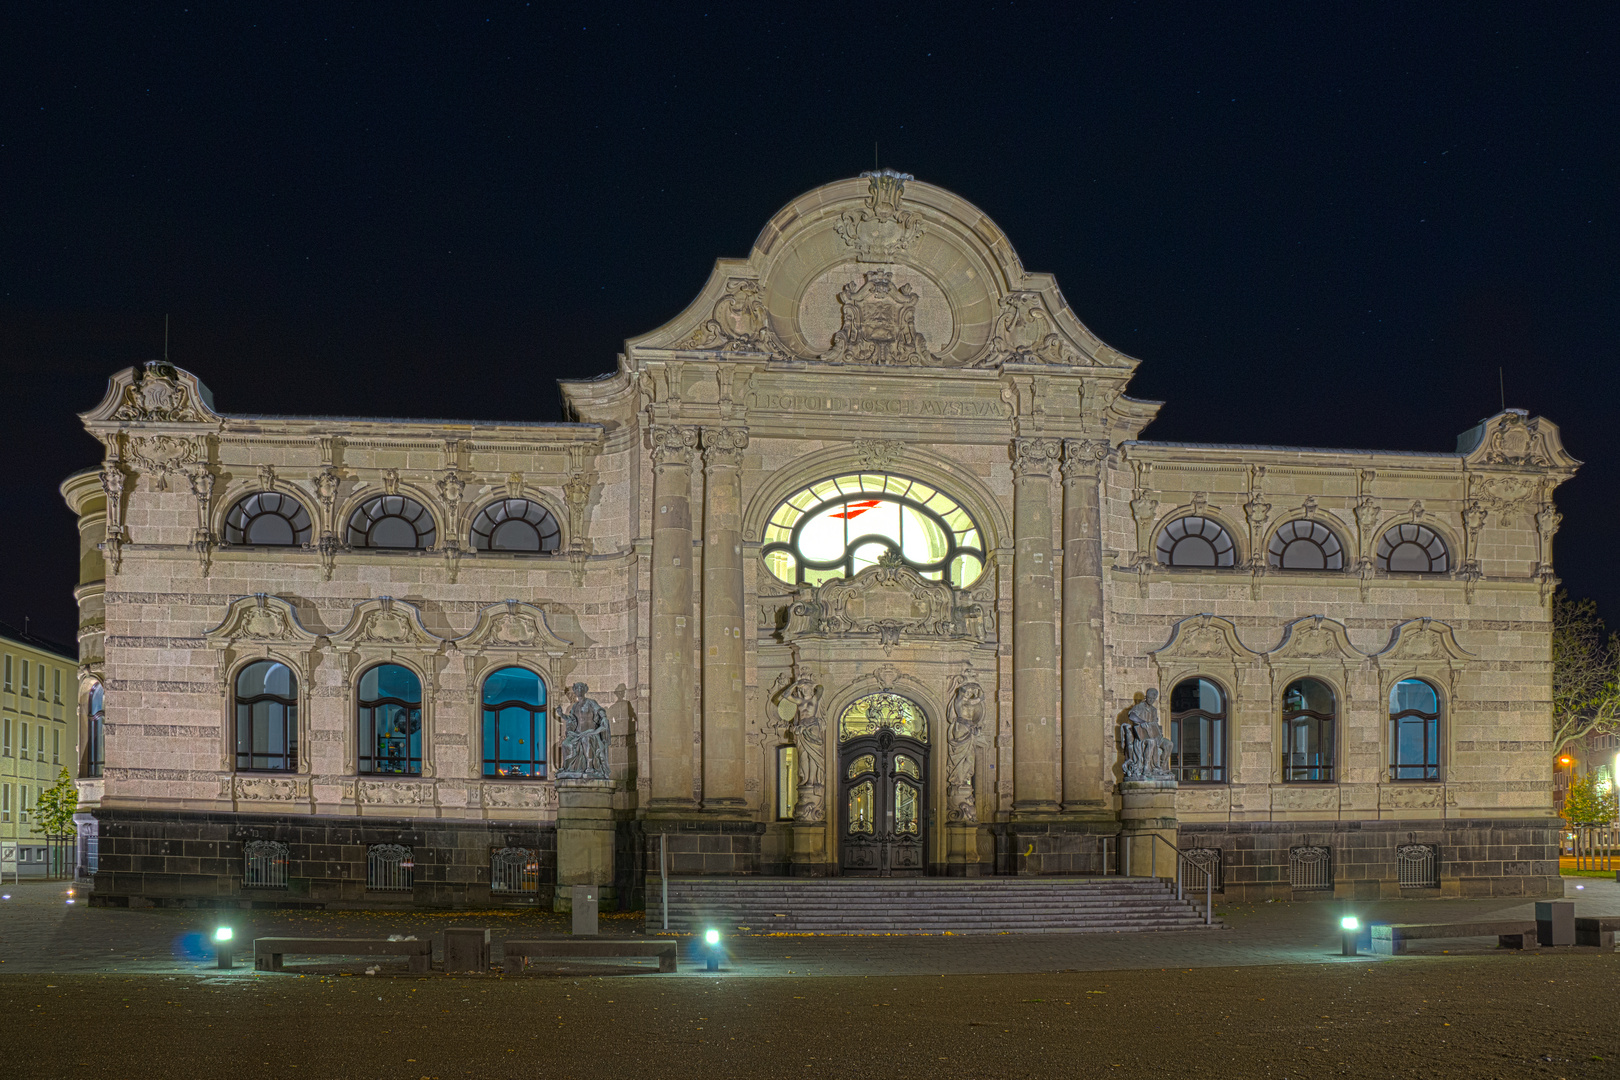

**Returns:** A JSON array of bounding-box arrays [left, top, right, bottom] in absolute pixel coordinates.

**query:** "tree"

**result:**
[[33, 767, 78, 839], [1551, 591, 1620, 755], [1562, 772, 1619, 826]]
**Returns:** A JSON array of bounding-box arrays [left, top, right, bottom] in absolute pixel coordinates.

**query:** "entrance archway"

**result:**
[[837, 692, 929, 876]]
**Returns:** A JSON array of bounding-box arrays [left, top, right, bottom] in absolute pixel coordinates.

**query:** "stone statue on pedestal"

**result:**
[[1119, 687, 1173, 782], [945, 667, 986, 823], [555, 682, 610, 780], [771, 667, 825, 823]]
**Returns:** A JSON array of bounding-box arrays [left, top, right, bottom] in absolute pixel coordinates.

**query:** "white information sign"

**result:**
[[0, 843, 16, 881]]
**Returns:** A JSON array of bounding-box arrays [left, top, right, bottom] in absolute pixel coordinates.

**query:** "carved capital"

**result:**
[[701, 425, 750, 467], [1060, 439, 1108, 480], [650, 424, 700, 467], [1010, 437, 1062, 478]]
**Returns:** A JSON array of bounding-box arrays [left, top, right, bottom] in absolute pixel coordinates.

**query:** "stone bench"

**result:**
[[1369, 921, 1539, 956], [254, 936, 432, 973], [1575, 917, 1620, 949], [502, 938, 677, 974]]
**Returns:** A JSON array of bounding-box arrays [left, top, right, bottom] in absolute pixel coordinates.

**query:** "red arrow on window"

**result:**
[[830, 499, 882, 520]]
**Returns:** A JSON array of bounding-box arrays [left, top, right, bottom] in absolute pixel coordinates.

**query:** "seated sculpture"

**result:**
[[1119, 687, 1174, 782]]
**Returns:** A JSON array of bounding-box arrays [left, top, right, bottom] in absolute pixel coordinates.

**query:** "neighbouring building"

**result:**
[[62, 172, 1579, 908], [0, 624, 77, 877]]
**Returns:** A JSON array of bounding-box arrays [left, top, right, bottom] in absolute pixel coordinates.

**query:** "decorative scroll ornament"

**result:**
[[1480, 412, 1553, 467], [111, 362, 209, 422], [554, 682, 610, 780], [944, 665, 987, 823], [1010, 437, 1062, 478], [834, 168, 926, 261], [782, 563, 990, 651], [649, 424, 700, 466], [975, 292, 1084, 367], [819, 270, 938, 366], [853, 438, 903, 472], [128, 434, 202, 491], [1118, 688, 1173, 781], [1061, 439, 1109, 479], [674, 278, 785, 354]]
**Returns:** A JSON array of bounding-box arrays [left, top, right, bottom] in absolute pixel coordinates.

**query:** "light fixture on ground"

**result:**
[[703, 928, 721, 972], [214, 925, 234, 969], [1340, 916, 1360, 957]]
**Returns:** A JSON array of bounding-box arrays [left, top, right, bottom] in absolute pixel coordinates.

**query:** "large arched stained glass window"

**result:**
[[838, 693, 928, 742], [235, 660, 298, 772], [482, 667, 547, 778], [358, 664, 423, 775], [762, 473, 985, 588]]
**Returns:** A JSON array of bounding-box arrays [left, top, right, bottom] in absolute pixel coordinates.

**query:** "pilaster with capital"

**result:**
[[1010, 437, 1062, 815], [649, 424, 700, 810], [700, 425, 749, 810], [1060, 439, 1108, 810]]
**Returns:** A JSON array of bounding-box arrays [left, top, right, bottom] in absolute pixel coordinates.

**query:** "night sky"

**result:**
[[3, 3, 1615, 647]]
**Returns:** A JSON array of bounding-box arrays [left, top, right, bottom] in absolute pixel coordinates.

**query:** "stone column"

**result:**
[[700, 426, 748, 811], [1011, 437, 1062, 815], [648, 425, 699, 810], [1061, 439, 1109, 810]]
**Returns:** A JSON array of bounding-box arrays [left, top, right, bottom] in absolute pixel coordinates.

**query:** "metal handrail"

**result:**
[[1121, 832, 1215, 926], [659, 833, 669, 931]]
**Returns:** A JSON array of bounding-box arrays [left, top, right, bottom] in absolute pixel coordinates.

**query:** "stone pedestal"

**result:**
[[554, 779, 616, 912], [945, 823, 984, 876], [790, 821, 830, 876], [1119, 779, 1178, 879]]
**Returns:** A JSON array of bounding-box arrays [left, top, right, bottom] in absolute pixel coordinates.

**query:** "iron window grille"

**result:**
[[1170, 677, 1227, 783], [367, 844, 414, 891], [243, 840, 290, 889], [1181, 846, 1224, 893], [489, 847, 540, 895], [469, 499, 562, 553], [223, 492, 313, 546], [1288, 845, 1334, 891], [1396, 843, 1440, 889]]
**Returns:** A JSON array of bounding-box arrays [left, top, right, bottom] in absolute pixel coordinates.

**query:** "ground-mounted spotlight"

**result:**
[[1340, 916, 1360, 957], [703, 928, 721, 972], [214, 925, 234, 970]]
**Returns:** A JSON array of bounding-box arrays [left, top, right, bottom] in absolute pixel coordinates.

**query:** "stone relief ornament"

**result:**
[[944, 666, 987, 823], [769, 665, 825, 824], [675, 278, 786, 354], [128, 434, 202, 491], [555, 682, 610, 780], [853, 438, 903, 472], [975, 291, 1084, 367], [649, 424, 700, 466], [358, 781, 429, 806], [834, 168, 926, 261], [110, 362, 210, 422], [483, 784, 559, 811], [1118, 688, 1173, 782], [819, 270, 938, 366], [782, 562, 988, 647], [234, 776, 308, 801]]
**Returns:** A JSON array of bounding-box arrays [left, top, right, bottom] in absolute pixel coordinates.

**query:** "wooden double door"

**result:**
[[838, 728, 928, 877]]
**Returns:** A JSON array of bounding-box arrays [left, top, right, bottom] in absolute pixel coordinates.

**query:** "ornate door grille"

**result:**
[[243, 840, 290, 889], [367, 843, 414, 891], [1288, 845, 1333, 891], [1181, 846, 1223, 893], [839, 728, 928, 878], [1396, 843, 1440, 889], [490, 846, 540, 895]]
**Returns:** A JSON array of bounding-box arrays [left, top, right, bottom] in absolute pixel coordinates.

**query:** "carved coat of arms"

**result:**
[[820, 270, 937, 366]]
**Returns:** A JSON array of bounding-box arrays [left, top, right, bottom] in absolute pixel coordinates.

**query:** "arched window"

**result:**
[[223, 492, 313, 546], [1170, 678, 1226, 783], [86, 680, 105, 778], [347, 495, 436, 550], [1156, 516, 1237, 567], [762, 473, 985, 588], [1268, 519, 1344, 571], [482, 667, 547, 778], [1389, 678, 1441, 781], [470, 499, 562, 553], [1376, 524, 1449, 573], [235, 660, 298, 772], [358, 664, 423, 775], [1282, 677, 1336, 782]]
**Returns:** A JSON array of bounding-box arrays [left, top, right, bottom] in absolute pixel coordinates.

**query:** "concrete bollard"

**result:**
[[571, 884, 599, 937], [1536, 900, 1575, 947], [443, 927, 491, 974]]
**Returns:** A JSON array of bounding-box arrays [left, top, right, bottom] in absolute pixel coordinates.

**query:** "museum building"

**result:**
[[62, 172, 1578, 908]]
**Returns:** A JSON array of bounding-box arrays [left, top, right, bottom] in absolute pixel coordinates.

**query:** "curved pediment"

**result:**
[[204, 593, 323, 648], [1457, 410, 1581, 473], [81, 362, 221, 426], [1374, 618, 1475, 664], [459, 600, 574, 656], [632, 171, 1140, 373], [1152, 614, 1260, 663], [1266, 616, 1364, 663], [329, 596, 444, 651]]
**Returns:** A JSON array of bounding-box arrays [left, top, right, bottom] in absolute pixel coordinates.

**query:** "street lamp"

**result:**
[[703, 928, 721, 972], [1340, 916, 1360, 957], [214, 925, 234, 970]]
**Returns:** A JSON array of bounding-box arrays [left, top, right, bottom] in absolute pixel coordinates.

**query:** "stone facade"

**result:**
[[64, 173, 1578, 908]]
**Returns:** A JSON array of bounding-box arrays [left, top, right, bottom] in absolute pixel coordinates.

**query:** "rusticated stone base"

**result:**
[[637, 816, 765, 881], [1176, 818, 1563, 902], [84, 807, 557, 909], [999, 818, 1119, 876]]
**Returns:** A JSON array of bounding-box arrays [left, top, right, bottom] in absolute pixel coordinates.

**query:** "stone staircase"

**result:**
[[646, 876, 1219, 935]]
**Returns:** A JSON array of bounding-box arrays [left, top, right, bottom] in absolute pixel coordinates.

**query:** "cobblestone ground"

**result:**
[[1, 879, 1616, 1078]]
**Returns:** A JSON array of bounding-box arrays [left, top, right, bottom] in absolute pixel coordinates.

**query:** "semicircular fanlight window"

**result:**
[[838, 692, 928, 743]]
